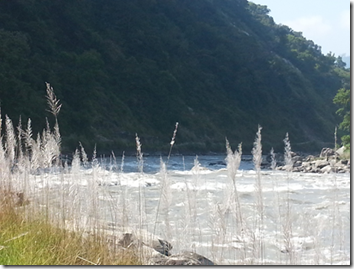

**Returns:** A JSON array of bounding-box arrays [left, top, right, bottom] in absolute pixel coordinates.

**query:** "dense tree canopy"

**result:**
[[333, 88, 350, 149], [0, 0, 349, 154]]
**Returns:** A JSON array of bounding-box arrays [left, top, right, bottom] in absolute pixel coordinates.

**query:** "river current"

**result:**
[[29, 154, 350, 265]]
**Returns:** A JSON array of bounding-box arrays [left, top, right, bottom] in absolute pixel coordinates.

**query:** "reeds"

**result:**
[[282, 132, 295, 264], [224, 139, 246, 261], [167, 122, 178, 162], [251, 125, 264, 263], [0, 83, 141, 265], [0, 83, 349, 265], [159, 158, 172, 242], [153, 123, 178, 239]]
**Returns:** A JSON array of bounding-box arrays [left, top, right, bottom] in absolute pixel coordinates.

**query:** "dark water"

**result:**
[[98, 154, 255, 173]]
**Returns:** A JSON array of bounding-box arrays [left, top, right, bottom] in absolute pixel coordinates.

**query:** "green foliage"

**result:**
[[0, 0, 348, 154], [0, 207, 140, 265], [333, 88, 350, 149]]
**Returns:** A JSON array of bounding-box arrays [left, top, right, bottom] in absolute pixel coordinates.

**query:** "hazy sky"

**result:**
[[250, 0, 351, 56]]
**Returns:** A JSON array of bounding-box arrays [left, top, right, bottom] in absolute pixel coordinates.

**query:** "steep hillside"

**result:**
[[0, 0, 349, 154]]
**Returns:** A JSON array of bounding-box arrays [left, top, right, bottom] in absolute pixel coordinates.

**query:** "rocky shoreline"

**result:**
[[263, 147, 350, 174]]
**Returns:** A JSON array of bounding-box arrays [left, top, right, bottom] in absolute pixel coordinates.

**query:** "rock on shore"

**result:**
[[265, 147, 350, 174], [102, 226, 215, 265]]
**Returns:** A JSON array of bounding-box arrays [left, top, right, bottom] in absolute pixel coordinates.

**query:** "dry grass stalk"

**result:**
[[135, 133, 143, 173], [282, 133, 295, 264], [45, 82, 62, 118], [167, 122, 178, 162], [225, 139, 246, 260], [283, 132, 293, 172], [270, 148, 276, 170], [251, 125, 264, 263]]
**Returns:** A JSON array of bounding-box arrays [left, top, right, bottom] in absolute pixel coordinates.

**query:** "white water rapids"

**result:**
[[24, 155, 350, 265]]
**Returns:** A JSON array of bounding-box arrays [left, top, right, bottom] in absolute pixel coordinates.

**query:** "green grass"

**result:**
[[0, 197, 141, 265]]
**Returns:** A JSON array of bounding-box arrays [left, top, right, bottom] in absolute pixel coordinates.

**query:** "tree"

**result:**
[[333, 88, 350, 149], [335, 56, 347, 69]]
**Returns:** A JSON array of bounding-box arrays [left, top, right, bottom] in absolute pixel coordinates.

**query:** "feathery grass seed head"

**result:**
[[283, 133, 293, 171], [252, 125, 262, 171], [45, 82, 62, 118]]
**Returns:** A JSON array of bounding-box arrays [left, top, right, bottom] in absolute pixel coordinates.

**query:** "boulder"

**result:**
[[336, 146, 346, 156], [304, 155, 317, 162], [264, 150, 349, 174], [141, 245, 168, 265], [304, 166, 313, 172], [301, 161, 311, 167], [150, 251, 215, 265], [311, 167, 321, 173], [292, 167, 302, 173], [102, 228, 216, 265], [116, 229, 172, 256], [320, 165, 332, 174], [292, 156, 303, 163], [293, 160, 302, 167], [314, 160, 330, 169], [320, 148, 337, 158], [340, 159, 349, 165], [152, 239, 173, 256], [332, 161, 350, 173], [118, 233, 135, 248]]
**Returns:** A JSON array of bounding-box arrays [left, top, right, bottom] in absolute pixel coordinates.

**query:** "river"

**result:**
[[28, 154, 350, 265]]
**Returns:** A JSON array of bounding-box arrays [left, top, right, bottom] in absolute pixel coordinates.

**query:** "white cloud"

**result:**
[[339, 10, 350, 29], [284, 16, 332, 37]]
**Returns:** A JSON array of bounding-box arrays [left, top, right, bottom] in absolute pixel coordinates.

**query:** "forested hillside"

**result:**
[[0, 0, 349, 154]]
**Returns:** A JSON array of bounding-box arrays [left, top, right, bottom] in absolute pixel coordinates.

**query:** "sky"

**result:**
[[250, 0, 351, 57]]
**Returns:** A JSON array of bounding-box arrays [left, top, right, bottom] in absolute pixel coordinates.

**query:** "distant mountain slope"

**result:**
[[0, 0, 349, 154]]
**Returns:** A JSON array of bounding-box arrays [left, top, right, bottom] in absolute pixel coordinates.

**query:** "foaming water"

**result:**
[[26, 155, 350, 265]]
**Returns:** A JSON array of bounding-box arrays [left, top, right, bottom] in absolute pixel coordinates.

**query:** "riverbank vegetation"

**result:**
[[0, 85, 140, 265], [0, 200, 140, 265], [333, 88, 350, 151]]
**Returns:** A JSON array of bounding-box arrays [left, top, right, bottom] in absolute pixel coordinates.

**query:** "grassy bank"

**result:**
[[0, 84, 140, 265], [0, 195, 140, 265]]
